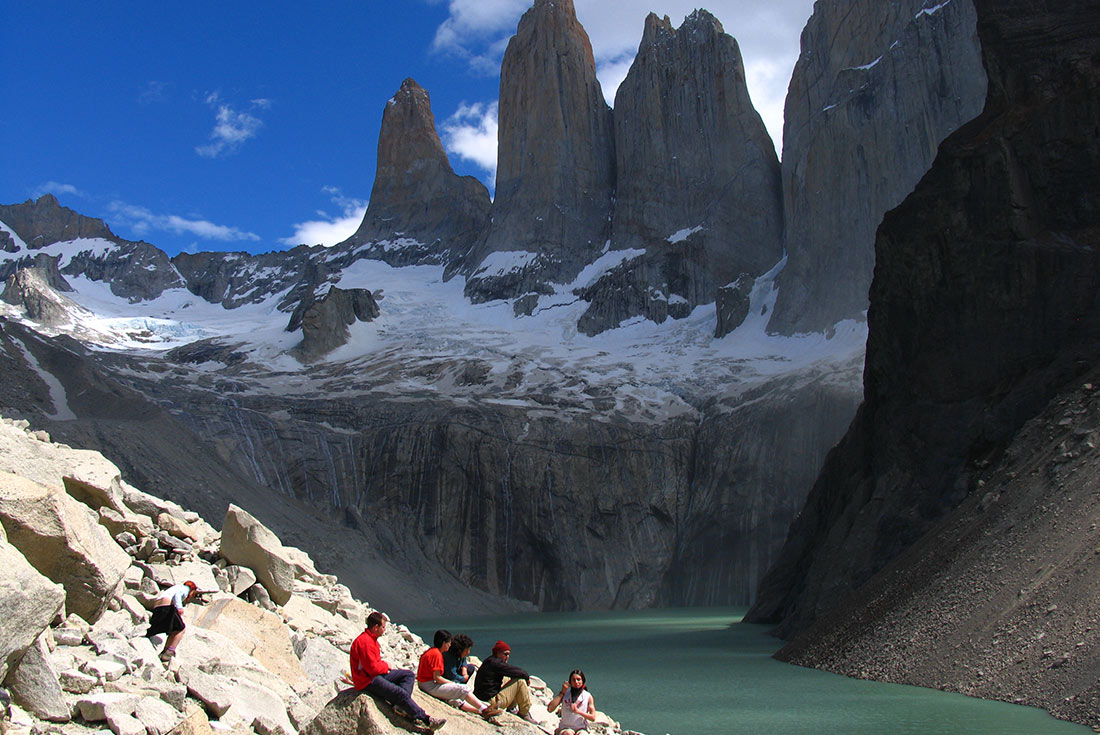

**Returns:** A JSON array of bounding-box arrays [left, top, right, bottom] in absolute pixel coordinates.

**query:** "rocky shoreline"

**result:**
[[0, 416, 635, 735]]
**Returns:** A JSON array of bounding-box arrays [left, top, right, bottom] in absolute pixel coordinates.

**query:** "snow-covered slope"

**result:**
[[1, 229, 865, 422]]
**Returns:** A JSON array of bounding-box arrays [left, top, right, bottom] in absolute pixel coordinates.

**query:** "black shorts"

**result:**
[[146, 605, 186, 637]]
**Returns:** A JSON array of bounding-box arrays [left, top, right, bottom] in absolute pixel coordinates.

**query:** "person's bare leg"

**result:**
[[161, 630, 184, 658]]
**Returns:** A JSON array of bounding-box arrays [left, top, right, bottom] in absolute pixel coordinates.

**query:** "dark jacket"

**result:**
[[473, 655, 529, 700]]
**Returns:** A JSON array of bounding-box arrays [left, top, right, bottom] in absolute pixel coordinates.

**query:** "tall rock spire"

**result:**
[[344, 78, 490, 267], [461, 0, 616, 303], [767, 0, 986, 334], [578, 10, 783, 335]]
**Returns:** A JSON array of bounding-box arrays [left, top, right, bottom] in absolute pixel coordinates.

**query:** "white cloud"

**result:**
[[441, 102, 499, 185], [32, 182, 84, 199], [195, 92, 269, 158], [107, 202, 260, 242], [429, 0, 817, 152], [139, 81, 169, 105], [281, 187, 368, 247]]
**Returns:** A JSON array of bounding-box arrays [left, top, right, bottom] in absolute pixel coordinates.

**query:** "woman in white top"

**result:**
[[547, 670, 596, 735], [145, 581, 197, 663]]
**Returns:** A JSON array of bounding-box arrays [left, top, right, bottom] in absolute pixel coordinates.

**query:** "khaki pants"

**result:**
[[489, 678, 532, 717]]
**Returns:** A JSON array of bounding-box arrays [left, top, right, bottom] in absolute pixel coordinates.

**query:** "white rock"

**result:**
[[135, 696, 184, 735], [59, 668, 99, 694], [175, 666, 233, 718], [106, 710, 147, 735], [147, 561, 218, 596], [219, 505, 324, 606], [280, 596, 358, 647], [188, 596, 310, 694], [76, 693, 141, 721], [156, 514, 200, 542], [6, 633, 70, 722], [0, 523, 66, 681], [53, 628, 85, 647], [83, 658, 128, 683], [224, 566, 256, 598], [0, 474, 131, 623]]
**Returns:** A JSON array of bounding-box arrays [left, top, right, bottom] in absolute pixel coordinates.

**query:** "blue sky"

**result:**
[[1, 1, 814, 257]]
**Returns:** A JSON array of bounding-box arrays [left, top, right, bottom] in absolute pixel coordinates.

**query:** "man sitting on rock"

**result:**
[[473, 640, 539, 724], [146, 580, 197, 662], [350, 611, 446, 733]]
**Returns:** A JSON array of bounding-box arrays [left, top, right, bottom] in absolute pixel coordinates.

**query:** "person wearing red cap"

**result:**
[[473, 640, 538, 724], [146, 580, 197, 663]]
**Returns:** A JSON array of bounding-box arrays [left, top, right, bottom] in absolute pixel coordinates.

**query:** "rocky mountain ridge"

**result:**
[[0, 414, 628, 735]]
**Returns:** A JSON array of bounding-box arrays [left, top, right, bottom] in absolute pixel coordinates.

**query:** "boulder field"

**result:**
[[0, 416, 631, 735]]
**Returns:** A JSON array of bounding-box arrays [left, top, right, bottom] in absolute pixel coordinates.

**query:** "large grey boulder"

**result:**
[[189, 595, 310, 694], [0, 524, 65, 682], [580, 10, 782, 335], [177, 664, 294, 735], [219, 505, 326, 606], [6, 634, 69, 722], [341, 78, 491, 268], [0, 473, 130, 623], [461, 0, 615, 302], [769, 0, 987, 334], [0, 418, 128, 513]]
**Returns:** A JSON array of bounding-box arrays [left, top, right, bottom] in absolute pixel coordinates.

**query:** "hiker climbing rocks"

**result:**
[[145, 580, 197, 662]]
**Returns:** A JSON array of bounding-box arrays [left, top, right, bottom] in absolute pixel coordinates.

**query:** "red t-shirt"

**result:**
[[417, 647, 444, 683], [350, 629, 389, 689]]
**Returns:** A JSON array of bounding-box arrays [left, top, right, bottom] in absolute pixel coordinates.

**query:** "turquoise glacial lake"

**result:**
[[408, 608, 1090, 735]]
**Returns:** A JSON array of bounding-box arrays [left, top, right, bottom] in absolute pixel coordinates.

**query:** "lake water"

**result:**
[[408, 608, 1090, 735]]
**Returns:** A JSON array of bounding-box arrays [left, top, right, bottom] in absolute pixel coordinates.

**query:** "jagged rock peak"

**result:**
[[342, 77, 490, 268], [641, 9, 723, 45], [526, 0, 595, 65], [0, 194, 119, 249], [382, 78, 448, 166], [459, 0, 615, 303], [578, 5, 782, 335]]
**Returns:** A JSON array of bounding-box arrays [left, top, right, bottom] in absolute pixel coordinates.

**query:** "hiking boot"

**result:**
[[423, 716, 446, 731]]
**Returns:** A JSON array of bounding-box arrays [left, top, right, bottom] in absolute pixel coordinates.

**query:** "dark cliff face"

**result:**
[[577, 11, 782, 336], [748, 0, 1100, 639], [344, 79, 491, 267], [461, 0, 615, 303], [768, 0, 987, 335]]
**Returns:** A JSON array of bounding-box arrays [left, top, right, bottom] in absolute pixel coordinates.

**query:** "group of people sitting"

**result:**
[[349, 611, 596, 734]]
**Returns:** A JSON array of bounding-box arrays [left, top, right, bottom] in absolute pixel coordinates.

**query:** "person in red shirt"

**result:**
[[350, 612, 445, 732], [416, 630, 501, 720]]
